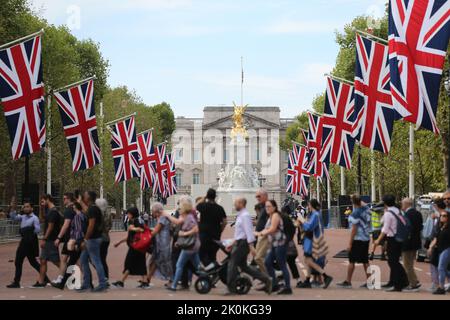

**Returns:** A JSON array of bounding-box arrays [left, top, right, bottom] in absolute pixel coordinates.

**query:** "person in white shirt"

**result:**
[[374, 194, 409, 292], [225, 197, 272, 295]]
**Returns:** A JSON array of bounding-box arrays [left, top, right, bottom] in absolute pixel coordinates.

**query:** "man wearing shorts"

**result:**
[[32, 195, 62, 288], [337, 194, 371, 289]]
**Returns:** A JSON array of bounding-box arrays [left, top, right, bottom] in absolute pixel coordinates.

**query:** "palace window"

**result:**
[[176, 173, 182, 187], [193, 173, 200, 185]]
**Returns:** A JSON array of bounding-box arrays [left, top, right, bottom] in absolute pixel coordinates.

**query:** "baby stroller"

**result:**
[[194, 240, 252, 295]]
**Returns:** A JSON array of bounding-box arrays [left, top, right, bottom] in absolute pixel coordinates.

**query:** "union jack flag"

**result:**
[[307, 112, 330, 180], [153, 143, 169, 198], [137, 130, 156, 191], [54, 79, 101, 171], [352, 34, 396, 154], [110, 116, 140, 183], [388, 0, 450, 134], [320, 77, 356, 169], [166, 153, 177, 197], [0, 35, 45, 160], [286, 143, 310, 197]]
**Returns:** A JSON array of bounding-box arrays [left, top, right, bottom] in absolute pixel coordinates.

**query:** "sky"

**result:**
[[29, 0, 388, 118]]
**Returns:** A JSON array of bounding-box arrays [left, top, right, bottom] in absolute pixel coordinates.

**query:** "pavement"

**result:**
[[0, 227, 448, 300]]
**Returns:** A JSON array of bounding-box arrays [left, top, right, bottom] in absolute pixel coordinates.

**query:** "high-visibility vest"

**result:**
[[371, 211, 382, 230]]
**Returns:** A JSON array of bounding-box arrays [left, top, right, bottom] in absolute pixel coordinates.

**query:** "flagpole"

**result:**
[[324, 73, 354, 86], [53, 75, 97, 93], [353, 28, 388, 45], [340, 167, 346, 196], [140, 188, 143, 213], [46, 95, 52, 195], [409, 124, 415, 200], [105, 112, 137, 127], [371, 150, 376, 203], [241, 56, 244, 107], [316, 178, 320, 202], [0, 29, 45, 50], [123, 180, 127, 211], [99, 102, 104, 199], [327, 176, 331, 210]]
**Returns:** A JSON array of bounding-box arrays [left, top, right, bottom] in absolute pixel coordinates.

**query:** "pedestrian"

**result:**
[[147, 202, 173, 286], [444, 190, 450, 213], [281, 205, 302, 288], [32, 194, 62, 288], [369, 203, 386, 260], [401, 198, 423, 292], [77, 191, 108, 293], [297, 199, 333, 289], [97, 198, 112, 282], [164, 196, 201, 292], [254, 188, 270, 274], [197, 188, 227, 267], [112, 207, 149, 289], [53, 201, 87, 290], [52, 192, 76, 287], [226, 197, 272, 295], [337, 195, 371, 289], [256, 200, 292, 294], [374, 194, 409, 292], [427, 203, 450, 295], [7, 201, 43, 288]]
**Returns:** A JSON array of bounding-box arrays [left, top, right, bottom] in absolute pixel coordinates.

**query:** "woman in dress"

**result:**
[[112, 207, 149, 289], [147, 202, 173, 286]]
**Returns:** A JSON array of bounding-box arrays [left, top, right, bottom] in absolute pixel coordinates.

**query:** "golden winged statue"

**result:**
[[231, 102, 248, 139]]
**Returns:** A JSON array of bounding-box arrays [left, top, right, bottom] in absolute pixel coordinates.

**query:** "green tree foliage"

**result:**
[[283, 13, 449, 201], [0, 0, 176, 210]]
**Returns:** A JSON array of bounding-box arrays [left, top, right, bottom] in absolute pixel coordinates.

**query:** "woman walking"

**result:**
[[112, 207, 149, 289], [147, 202, 173, 286], [297, 199, 333, 289], [256, 200, 292, 295], [163, 196, 201, 292]]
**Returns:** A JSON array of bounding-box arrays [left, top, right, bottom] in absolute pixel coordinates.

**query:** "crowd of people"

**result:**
[[4, 188, 450, 296]]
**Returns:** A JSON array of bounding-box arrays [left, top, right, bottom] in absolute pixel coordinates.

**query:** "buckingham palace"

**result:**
[[169, 106, 295, 211]]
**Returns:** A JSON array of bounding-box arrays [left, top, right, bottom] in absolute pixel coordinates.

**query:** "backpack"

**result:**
[[389, 210, 412, 243], [281, 213, 296, 241]]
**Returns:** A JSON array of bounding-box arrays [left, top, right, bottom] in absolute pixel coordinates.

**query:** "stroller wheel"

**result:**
[[235, 276, 252, 295], [195, 277, 212, 294]]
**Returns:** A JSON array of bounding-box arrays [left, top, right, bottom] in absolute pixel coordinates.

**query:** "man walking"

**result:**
[[52, 192, 76, 288], [337, 195, 371, 289], [226, 197, 272, 295], [7, 202, 43, 288], [401, 198, 423, 292], [197, 188, 227, 267], [77, 191, 108, 292], [32, 195, 62, 288], [374, 195, 409, 292], [254, 188, 270, 274]]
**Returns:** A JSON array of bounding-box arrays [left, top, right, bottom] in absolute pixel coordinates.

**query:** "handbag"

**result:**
[[312, 214, 329, 260], [176, 234, 196, 250], [130, 225, 152, 253]]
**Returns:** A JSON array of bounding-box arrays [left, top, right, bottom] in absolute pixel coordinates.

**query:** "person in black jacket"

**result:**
[[401, 198, 423, 292]]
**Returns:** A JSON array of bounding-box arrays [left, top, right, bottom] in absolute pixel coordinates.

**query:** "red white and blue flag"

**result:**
[[153, 143, 169, 198], [54, 79, 101, 171], [388, 0, 450, 134], [166, 153, 177, 197], [286, 143, 310, 197], [320, 77, 356, 169], [307, 112, 330, 180], [0, 35, 45, 160], [352, 34, 396, 154], [110, 116, 140, 183], [137, 130, 156, 191]]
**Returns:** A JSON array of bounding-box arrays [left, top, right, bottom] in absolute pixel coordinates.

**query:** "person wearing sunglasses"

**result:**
[[427, 198, 450, 295]]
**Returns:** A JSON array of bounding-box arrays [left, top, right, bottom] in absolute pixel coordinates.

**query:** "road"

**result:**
[[0, 227, 448, 300]]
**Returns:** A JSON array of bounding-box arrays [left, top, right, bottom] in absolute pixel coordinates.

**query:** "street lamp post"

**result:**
[[445, 71, 450, 189]]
